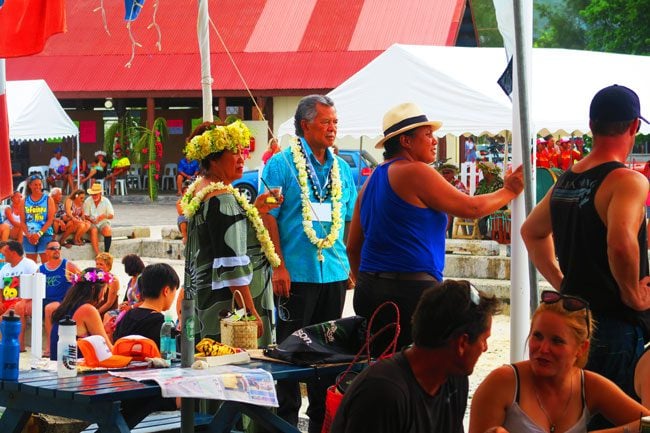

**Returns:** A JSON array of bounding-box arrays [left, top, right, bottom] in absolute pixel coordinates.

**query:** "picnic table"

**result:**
[[0, 360, 351, 433]]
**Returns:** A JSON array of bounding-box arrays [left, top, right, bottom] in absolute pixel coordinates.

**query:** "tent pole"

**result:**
[[509, 0, 534, 363], [358, 136, 363, 189], [76, 135, 80, 188]]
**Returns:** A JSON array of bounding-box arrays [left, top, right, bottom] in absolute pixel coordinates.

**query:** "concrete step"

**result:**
[[461, 277, 552, 301], [59, 238, 184, 261], [444, 254, 511, 280]]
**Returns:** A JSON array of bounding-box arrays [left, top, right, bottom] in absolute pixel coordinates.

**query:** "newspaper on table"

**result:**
[[110, 366, 278, 407]]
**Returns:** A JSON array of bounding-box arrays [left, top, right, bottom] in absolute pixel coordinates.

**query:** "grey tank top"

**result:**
[[502, 364, 590, 433]]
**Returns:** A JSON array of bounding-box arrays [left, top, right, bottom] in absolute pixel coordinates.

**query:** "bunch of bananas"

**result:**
[[195, 338, 240, 357]]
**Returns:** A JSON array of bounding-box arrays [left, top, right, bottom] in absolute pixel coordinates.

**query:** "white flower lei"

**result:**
[[180, 178, 281, 268], [291, 143, 343, 261]]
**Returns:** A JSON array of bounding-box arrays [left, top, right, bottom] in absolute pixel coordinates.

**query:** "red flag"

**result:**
[[0, 0, 66, 58], [0, 81, 12, 201]]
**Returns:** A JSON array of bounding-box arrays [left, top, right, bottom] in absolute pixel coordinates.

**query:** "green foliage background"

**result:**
[[471, 0, 650, 55]]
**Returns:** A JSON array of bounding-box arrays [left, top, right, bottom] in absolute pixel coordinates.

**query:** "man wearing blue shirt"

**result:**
[[262, 95, 357, 433], [176, 157, 199, 195]]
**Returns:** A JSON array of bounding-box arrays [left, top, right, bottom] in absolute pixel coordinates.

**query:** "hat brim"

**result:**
[[375, 120, 442, 149], [97, 355, 132, 368], [87, 187, 102, 195]]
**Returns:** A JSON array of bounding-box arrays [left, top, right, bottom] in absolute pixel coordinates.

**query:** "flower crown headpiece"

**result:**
[[71, 270, 114, 285], [184, 120, 251, 161]]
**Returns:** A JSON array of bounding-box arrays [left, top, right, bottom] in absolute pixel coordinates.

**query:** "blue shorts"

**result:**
[[23, 234, 53, 254]]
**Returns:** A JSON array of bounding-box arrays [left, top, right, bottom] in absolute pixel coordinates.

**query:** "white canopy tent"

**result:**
[[7, 79, 80, 184], [277, 44, 650, 138], [7, 79, 78, 141]]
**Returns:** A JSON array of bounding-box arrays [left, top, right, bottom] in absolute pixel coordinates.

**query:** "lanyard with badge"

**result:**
[[300, 139, 333, 223]]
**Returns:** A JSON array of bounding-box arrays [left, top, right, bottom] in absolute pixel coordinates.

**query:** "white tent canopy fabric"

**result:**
[[7, 79, 78, 141], [278, 45, 650, 138]]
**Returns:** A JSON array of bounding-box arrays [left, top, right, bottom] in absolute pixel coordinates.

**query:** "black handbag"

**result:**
[[265, 316, 368, 365]]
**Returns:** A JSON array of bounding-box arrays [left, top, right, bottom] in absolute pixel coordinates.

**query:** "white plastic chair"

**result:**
[[161, 163, 177, 190], [126, 163, 143, 190], [114, 179, 127, 196], [27, 165, 49, 181]]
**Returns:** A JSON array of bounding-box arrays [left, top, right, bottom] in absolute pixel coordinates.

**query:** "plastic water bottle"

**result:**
[[160, 313, 176, 365], [0, 309, 21, 381], [57, 315, 77, 378]]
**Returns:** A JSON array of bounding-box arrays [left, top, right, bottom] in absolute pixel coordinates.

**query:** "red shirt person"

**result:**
[[557, 138, 582, 171], [535, 139, 552, 168]]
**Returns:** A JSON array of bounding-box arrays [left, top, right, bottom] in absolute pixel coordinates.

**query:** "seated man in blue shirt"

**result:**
[[176, 157, 199, 195]]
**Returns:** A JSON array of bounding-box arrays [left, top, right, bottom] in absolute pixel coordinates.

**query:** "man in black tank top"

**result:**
[[522, 85, 650, 429]]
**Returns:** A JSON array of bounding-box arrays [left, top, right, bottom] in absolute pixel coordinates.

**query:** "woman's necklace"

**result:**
[[180, 177, 281, 268], [290, 142, 343, 261], [532, 374, 573, 433]]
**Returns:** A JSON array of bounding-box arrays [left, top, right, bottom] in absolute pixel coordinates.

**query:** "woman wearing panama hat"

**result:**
[[347, 102, 524, 353]]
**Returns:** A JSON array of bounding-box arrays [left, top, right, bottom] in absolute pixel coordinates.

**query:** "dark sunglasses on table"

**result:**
[[540, 290, 591, 337]]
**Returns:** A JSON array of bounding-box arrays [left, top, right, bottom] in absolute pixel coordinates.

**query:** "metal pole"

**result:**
[[76, 135, 80, 187], [509, 0, 534, 362], [180, 294, 196, 433], [514, 0, 538, 312], [180, 2, 212, 430], [198, 0, 213, 123]]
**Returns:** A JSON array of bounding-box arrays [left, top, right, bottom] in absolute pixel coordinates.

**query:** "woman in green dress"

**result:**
[[180, 121, 281, 347]]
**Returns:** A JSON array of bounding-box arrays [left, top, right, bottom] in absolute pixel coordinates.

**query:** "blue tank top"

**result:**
[[40, 259, 71, 303], [24, 194, 52, 235], [359, 160, 447, 281]]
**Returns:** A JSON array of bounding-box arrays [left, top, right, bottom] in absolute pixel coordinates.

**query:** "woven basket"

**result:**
[[220, 290, 258, 350]]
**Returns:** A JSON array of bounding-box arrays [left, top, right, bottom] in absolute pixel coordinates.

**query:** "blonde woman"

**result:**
[[95, 252, 120, 318], [59, 189, 91, 247], [469, 291, 649, 433]]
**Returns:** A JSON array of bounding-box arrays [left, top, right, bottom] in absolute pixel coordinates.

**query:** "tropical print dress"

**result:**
[[184, 192, 274, 347]]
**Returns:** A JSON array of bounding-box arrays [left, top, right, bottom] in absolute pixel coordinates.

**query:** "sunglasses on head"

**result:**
[[436, 283, 481, 342], [540, 290, 591, 337]]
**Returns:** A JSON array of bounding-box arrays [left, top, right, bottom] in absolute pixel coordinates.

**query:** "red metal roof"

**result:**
[[6, 0, 470, 95]]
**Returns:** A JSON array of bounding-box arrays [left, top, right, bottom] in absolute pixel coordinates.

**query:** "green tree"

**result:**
[[535, 0, 589, 49], [470, 0, 504, 47], [581, 0, 650, 54]]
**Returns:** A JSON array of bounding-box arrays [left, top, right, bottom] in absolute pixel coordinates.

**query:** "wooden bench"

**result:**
[[452, 218, 480, 240], [81, 411, 214, 433]]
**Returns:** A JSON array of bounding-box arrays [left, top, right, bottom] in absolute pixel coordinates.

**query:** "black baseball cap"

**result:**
[[589, 84, 648, 124]]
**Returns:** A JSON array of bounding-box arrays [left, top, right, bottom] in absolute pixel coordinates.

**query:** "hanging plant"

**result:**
[[134, 117, 168, 201]]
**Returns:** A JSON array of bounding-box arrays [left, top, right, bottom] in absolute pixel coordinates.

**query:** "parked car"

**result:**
[[233, 149, 378, 201]]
